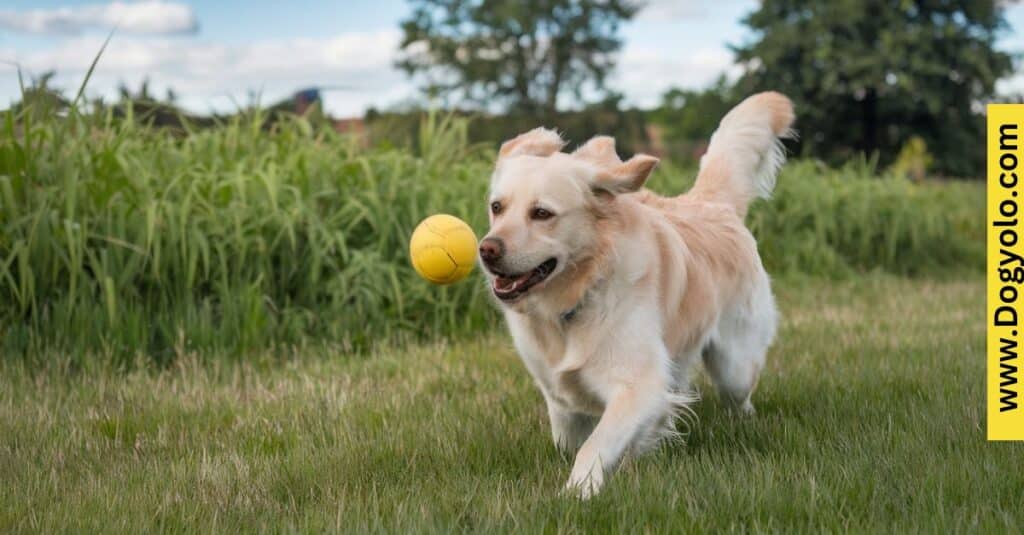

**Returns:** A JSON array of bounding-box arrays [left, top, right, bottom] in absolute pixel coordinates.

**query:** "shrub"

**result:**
[[0, 107, 982, 361]]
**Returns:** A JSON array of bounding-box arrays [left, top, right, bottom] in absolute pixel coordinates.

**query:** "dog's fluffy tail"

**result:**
[[689, 91, 795, 217]]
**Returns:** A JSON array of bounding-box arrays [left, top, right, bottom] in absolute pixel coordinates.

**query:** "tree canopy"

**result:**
[[397, 0, 639, 116], [733, 0, 1014, 176]]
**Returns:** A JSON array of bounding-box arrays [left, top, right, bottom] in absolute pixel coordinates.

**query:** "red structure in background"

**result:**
[[288, 87, 366, 139], [334, 117, 365, 136]]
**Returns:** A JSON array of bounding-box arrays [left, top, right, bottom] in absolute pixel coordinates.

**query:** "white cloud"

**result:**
[[0, 27, 742, 116], [638, 0, 756, 21], [612, 44, 739, 108], [638, 0, 707, 20], [0, 1, 198, 35], [997, 73, 1024, 97], [0, 30, 413, 117]]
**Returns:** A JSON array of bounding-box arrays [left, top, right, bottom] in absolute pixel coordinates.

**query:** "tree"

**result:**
[[397, 0, 639, 116], [733, 0, 1014, 176], [10, 71, 69, 118], [651, 76, 737, 144], [645, 77, 739, 164]]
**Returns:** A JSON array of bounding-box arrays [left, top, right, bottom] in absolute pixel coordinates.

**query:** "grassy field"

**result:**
[[2, 274, 1016, 532], [0, 98, 1001, 531]]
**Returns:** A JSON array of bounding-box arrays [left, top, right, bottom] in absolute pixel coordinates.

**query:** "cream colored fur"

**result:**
[[481, 92, 795, 498]]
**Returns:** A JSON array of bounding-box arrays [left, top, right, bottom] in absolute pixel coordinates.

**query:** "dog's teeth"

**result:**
[[492, 271, 534, 295]]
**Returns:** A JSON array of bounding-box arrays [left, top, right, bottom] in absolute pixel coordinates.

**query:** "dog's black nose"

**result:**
[[479, 237, 505, 265]]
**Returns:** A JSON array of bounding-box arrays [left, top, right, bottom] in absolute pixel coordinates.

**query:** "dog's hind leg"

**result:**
[[703, 278, 777, 414], [545, 395, 597, 455]]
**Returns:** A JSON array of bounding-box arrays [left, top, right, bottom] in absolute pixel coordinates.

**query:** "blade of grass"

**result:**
[[70, 27, 116, 114]]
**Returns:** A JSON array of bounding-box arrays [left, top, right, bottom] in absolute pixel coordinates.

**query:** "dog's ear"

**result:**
[[591, 154, 660, 195], [573, 136, 622, 168], [499, 127, 565, 159]]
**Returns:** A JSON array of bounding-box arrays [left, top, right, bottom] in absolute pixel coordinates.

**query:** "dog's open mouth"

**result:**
[[490, 258, 558, 301]]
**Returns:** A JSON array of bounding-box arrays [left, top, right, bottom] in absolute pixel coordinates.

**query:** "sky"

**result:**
[[1, 0, 1022, 117]]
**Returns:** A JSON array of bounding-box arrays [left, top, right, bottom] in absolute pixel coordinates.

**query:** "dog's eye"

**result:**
[[531, 207, 554, 221], [490, 201, 502, 215]]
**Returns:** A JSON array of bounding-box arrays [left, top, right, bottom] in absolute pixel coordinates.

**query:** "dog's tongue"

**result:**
[[494, 272, 532, 292]]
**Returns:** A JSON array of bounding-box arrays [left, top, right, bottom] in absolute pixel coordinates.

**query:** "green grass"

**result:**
[[1, 275, 1016, 532], [1, 104, 984, 360]]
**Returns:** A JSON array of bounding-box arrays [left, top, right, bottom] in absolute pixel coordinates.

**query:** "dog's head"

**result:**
[[480, 127, 659, 306]]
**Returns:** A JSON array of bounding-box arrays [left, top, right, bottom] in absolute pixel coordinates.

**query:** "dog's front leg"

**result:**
[[564, 369, 670, 498]]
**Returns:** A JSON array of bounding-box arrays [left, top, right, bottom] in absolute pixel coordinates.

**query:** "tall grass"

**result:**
[[0, 108, 495, 360], [648, 157, 984, 276], [749, 160, 984, 276], [0, 105, 982, 361]]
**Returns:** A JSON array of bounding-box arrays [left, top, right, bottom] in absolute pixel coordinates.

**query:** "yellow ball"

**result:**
[[409, 214, 478, 285]]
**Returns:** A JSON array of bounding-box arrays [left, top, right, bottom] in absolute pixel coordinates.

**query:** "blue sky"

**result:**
[[1, 1, 1022, 116]]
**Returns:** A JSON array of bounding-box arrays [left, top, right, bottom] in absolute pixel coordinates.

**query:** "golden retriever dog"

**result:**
[[478, 92, 795, 497]]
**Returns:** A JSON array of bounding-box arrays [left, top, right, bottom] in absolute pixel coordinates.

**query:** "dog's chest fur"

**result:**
[[505, 309, 607, 415]]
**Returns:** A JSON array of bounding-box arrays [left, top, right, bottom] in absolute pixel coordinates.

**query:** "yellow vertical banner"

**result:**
[[988, 104, 1024, 440]]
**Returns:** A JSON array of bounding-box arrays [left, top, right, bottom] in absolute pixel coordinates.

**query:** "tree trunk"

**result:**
[[861, 87, 878, 156], [513, 34, 535, 114], [546, 55, 564, 116]]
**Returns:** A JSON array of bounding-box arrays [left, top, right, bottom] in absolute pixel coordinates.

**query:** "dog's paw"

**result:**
[[564, 465, 604, 499]]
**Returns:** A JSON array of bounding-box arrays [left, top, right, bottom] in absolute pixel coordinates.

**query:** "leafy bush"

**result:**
[[889, 136, 935, 182], [751, 160, 982, 276], [0, 109, 496, 360], [0, 107, 982, 361], [650, 158, 983, 277]]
